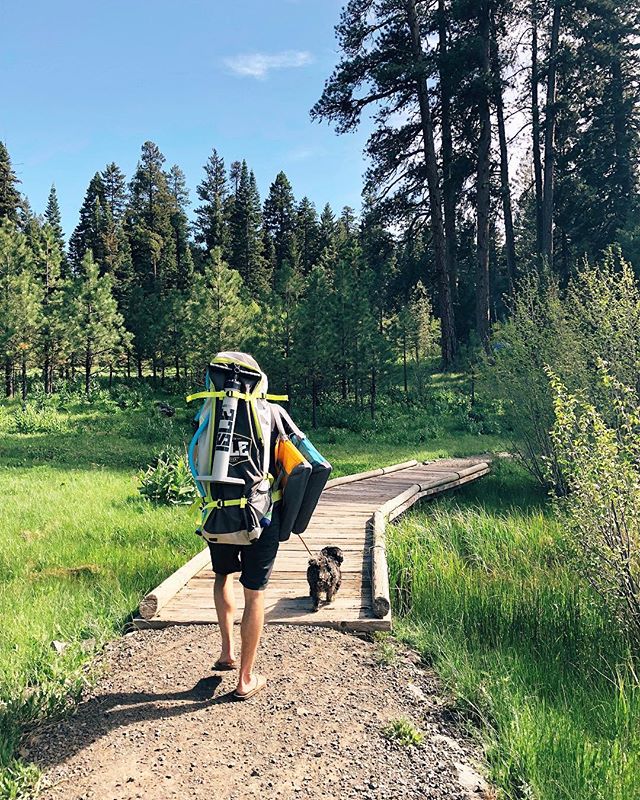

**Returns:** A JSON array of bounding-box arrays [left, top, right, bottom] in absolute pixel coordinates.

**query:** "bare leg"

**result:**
[[236, 587, 265, 694], [213, 573, 236, 663]]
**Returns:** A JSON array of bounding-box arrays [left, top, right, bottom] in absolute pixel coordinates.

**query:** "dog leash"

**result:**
[[298, 533, 314, 558]]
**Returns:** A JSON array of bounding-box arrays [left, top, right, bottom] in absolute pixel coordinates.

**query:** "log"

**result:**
[[371, 510, 391, 618], [325, 459, 417, 490], [139, 548, 210, 619]]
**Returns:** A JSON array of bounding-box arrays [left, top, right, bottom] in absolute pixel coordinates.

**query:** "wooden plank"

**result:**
[[138, 458, 490, 633]]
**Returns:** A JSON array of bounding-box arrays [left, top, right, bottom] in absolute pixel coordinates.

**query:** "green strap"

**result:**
[[262, 393, 289, 401], [272, 489, 282, 503]]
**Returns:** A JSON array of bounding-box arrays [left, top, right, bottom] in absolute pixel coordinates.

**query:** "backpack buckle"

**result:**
[[215, 498, 224, 509]]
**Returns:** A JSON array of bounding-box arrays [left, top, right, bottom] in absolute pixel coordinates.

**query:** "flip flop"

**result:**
[[212, 659, 237, 671], [233, 674, 267, 700]]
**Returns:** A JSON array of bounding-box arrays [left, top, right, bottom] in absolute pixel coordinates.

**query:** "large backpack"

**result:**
[[186, 352, 287, 546]]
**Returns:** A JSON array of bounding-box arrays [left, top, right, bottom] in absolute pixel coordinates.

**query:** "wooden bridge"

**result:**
[[134, 458, 490, 632]]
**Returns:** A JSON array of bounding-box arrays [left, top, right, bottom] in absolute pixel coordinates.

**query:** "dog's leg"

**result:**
[[311, 588, 320, 612]]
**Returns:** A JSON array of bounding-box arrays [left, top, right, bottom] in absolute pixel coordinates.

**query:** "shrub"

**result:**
[[10, 404, 68, 434], [382, 718, 424, 747], [137, 446, 197, 505], [485, 249, 640, 493], [551, 367, 640, 639]]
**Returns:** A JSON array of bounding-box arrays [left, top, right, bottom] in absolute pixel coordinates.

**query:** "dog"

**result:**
[[307, 546, 344, 612]]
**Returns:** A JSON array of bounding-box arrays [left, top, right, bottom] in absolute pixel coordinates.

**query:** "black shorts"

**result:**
[[208, 523, 279, 591]]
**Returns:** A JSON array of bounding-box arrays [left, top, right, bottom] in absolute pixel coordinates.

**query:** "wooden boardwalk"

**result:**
[[134, 458, 489, 632]]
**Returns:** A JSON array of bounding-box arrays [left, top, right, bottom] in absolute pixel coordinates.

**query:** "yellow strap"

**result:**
[[262, 393, 289, 401], [203, 497, 248, 511], [186, 390, 224, 403], [272, 489, 282, 503], [187, 389, 255, 403]]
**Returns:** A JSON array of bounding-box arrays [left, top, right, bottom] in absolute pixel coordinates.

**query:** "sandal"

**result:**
[[233, 674, 267, 700], [212, 659, 237, 671]]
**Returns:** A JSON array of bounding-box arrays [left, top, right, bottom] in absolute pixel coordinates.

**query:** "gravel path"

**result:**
[[30, 625, 489, 800]]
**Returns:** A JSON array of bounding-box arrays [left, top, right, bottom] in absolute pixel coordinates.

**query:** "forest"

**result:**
[[1, 0, 638, 418], [2, 0, 640, 798]]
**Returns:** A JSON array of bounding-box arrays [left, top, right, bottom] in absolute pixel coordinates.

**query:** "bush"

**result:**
[[137, 446, 197, 505], [485, 249, 640, 492], [551, 367, 640, 640], [10, 404, 68, 434]]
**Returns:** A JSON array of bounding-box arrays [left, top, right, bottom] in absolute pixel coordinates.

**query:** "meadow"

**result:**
[[2, 375, 638, 800], [0, 374, 504, 797]]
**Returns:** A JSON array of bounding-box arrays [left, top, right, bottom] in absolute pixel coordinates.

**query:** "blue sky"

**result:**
[[1, 0, 370, 237]]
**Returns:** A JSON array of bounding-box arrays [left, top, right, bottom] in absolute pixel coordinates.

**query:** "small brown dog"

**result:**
[[307, 546, 344, 611]]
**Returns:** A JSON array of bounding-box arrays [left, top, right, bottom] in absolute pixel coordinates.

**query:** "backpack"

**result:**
[[186, 352, 287, 546]]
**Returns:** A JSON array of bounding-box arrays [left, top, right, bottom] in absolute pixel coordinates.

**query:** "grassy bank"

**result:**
[[388, 462, 640, 800], [0, 379, 504, 797]]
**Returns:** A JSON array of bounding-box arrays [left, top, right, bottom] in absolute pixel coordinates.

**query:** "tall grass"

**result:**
[[388, 462, 640, 800]]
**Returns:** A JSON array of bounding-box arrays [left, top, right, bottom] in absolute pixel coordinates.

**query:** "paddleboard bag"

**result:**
[[271, 404, 332, 540], [186, 352, 287, 545]]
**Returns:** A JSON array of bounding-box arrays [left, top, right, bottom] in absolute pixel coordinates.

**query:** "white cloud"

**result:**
[[223, 50, 313, 80]]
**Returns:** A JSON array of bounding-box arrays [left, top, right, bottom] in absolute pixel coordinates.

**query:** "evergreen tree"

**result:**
[[101, 163, 128, 222], [167, 164, 194, 291], [70, 251, 130, 394], [195, 148, 229, 254], [296, 197, 320, 273], [69, 173, 105, 272], [44, 184, 68, 276], [263, 171, 298, 291], [293, 264, 336, 427], [317, 203, 338, 258], [228, 162, 265, 294], [0, 222, 42, 397], [0, 142, 21, 224], [185, 248, 255, 369]]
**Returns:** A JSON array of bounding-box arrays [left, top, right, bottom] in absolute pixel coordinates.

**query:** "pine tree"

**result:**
[[44, 184, 68, 276], [263, 171, 298, 292], [293, 264, 335, 427], [70, 251, 130, 394], [69, 173, 105, 272], [195, 148, 229, 254], [0, 142, 21, 224], [296, 197, 320, 274], [317, 203, 338, 259], [228, 162, 265, 294], [0, 222, 42, 397], [167, 164, 194, 291], [185, 248, 255, 369], [101, 162, 128, 222], [312, 0, 457, 364]]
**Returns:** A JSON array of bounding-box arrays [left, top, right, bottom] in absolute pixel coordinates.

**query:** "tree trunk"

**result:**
[[541, 0, 562, 269], [402, 330, 408, 397], [475, 0, 492, 347], [311, 377, 318, 429], [370, 366, 376, 420], [531, 0, 544, 256], [438, 0, 458, 304], [137, 353, 143, 379], [21, 354, 27, 401], [175, 354, 180, 380], [405, 0, 457, 366], [85, 349, 92, 396], [5, 360, 12, 398], [126, 352, 131, 380], [491, 15, 517, 292]]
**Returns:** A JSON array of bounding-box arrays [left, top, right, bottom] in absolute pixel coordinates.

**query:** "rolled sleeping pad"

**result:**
[[274, 437, 311, 541], [290, 434, 332, 534]]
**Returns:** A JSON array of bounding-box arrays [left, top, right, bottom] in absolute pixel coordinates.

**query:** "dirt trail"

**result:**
[[31, 625, 488, 800]]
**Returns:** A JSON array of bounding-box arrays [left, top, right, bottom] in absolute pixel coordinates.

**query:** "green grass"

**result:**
[[0, 380, 505, 798], [388, 461, 640, 800], [382, 717, 425, 747]]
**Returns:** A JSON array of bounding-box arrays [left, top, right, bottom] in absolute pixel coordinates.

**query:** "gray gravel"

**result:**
[[28, 625, 490, 800]]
